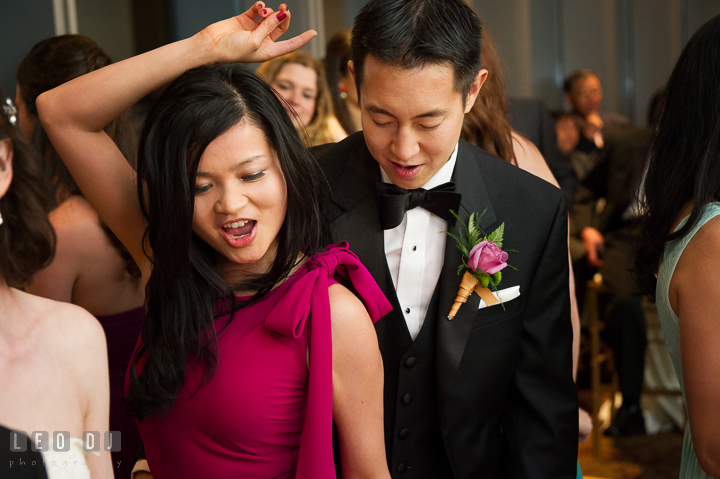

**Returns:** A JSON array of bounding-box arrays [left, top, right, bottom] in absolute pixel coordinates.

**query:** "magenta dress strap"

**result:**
[[264, 241, 392, 479]]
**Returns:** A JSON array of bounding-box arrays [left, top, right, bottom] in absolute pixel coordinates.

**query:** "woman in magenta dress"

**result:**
[[37, 4, 391, 478]]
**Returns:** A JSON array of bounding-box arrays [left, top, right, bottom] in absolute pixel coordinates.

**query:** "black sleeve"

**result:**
[[500, 192, 579, 478]]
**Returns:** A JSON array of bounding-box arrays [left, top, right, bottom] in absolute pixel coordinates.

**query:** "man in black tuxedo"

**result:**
[[314, 1, 578, 477]]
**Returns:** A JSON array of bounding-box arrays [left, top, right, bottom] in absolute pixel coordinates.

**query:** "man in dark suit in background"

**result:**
[[315, 1, 578, 477], [507, 96, 577, 206]]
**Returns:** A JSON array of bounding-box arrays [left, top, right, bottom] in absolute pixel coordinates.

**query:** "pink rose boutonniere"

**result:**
[[447, 210, 517, 319]]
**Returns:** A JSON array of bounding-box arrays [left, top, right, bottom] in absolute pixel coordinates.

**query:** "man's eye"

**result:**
[[419, 123, 441, 131], [243, 171, 266, 181]]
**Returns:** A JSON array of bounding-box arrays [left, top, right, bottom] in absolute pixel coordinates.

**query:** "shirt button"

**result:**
[[403, 393, 412, 404], [399, 428, 410, 439], [397, 463, 408, 474], [405, 357, 416, 368], [413, 245, 417, 251], [405, 307, 410, 314]]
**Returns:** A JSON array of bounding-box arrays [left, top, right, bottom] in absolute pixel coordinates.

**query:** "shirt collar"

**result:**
[[380, 142, 459, 189]]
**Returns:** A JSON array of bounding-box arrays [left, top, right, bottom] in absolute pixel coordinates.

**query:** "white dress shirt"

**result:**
[[381, 144, 458, 340]]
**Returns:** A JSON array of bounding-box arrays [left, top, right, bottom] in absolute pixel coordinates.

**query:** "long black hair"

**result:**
[[636, 14, 720, 299], [0, 90, 55, 288], [126, 63, 326, 420]]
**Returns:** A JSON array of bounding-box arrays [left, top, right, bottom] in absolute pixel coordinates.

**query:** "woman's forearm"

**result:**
[[38, 36, 212, 135]]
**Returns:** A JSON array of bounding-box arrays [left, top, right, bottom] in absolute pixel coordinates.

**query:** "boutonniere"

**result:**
[[446, 210, 517, 319]]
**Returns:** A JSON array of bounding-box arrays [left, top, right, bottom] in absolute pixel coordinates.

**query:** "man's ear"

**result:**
[[0, 139, 14, 199], [463, 69, 489, 113]]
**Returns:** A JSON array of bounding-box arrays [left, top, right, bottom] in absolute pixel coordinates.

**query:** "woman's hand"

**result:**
[[196, 2, 317, 64]]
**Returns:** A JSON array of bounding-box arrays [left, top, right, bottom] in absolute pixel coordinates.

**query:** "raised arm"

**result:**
[[37, 2, 315, 276], [329, 284, 391, 479]]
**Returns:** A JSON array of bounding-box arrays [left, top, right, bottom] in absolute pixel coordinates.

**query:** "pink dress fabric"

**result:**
[[128, 242, 391, 478]]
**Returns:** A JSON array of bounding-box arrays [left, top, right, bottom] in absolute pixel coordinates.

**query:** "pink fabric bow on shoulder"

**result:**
[[264, 241, 392, 479]]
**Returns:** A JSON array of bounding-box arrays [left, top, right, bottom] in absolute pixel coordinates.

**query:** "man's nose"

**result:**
[[390, 128, 420, 162]]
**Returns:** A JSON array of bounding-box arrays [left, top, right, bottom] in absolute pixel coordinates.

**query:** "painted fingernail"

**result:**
[[281, 3, 287, 9], [277, 11, 287, 21], [261, 8, 267, 15]]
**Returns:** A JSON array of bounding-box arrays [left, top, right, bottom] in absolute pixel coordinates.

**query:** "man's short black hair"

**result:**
[[351, 0, 483, 100]]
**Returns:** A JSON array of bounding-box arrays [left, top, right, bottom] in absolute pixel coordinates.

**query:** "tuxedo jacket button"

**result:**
[[397, 463, 408, 473], [399, 428, 410, 439], [402, 393, 412, 404], [405, 357, 416, 368]]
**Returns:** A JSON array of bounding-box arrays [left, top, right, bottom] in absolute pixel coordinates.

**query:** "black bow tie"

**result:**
[[376, 181, 462, 230]]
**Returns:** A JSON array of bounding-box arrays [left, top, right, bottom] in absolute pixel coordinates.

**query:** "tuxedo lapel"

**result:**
[[326, 139, 411, 347], [436, 141, 499, 417]]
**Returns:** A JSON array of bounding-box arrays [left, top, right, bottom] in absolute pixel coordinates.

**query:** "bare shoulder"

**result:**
[[24, 291, 106, 355], [328, 283, 378, 351], [50, 196, 105, 248], [676, 214, 720, 276], [50, 195, 98, 226], [328, 283, 372, 327], [672, 214, 720, 309]]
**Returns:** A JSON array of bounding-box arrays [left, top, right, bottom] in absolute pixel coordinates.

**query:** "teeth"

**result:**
[[223, 220, 249, 229]]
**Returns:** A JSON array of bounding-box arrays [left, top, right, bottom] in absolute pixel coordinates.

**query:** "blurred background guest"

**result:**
[[506, 96, 577, 206], [570, 88, 665, 438], [325, 28, 360, 136], [0, 88, 113, 479], [564, 69, 628, 153], [257, 50, 345, 146], [16, 34, 144, 479]]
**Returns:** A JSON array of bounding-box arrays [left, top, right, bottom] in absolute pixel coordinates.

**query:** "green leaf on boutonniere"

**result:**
[[490, 271, 501, 284], [487, 222, 504, 248]]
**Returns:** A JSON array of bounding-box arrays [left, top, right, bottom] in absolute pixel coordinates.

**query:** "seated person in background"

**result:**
[[325, 28, 361, 136], [257, 50, 346, 146], [17, 35, 145, 479], [553, 111, 580, 157], [0, 89, 113, 478], [551, 110, 593, 182], [570, 89, 665, 437], [563, 69, 628, 153]]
